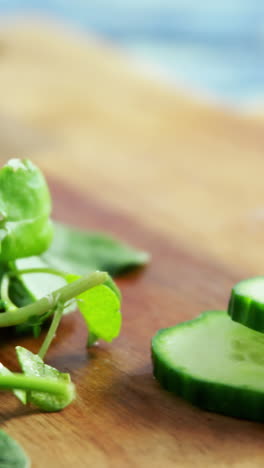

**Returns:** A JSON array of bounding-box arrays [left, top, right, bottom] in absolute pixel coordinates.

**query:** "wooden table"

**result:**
[[1, 20, 264, 468]]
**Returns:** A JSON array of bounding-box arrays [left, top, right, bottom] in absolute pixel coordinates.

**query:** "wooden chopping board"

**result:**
[[0, 179, 260, 468], [0, 20, 264, 468]]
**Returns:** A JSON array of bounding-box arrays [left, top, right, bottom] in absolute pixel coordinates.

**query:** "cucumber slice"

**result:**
[[152, 310, 264, 421], [228, 276, 264, 332]]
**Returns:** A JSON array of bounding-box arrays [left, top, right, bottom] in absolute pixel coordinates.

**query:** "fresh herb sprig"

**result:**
[[0, 158, 148, 416], [0, 269, 116, 411], [0, 158, 149, 466]]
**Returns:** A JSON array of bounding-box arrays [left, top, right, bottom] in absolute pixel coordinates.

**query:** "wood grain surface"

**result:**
[[0, 180, 258, 468], [0, 20, 264, 467]]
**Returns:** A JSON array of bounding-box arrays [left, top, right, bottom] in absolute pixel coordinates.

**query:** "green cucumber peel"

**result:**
[[228, 276, 264, 332], [152, 307, 264, 422]]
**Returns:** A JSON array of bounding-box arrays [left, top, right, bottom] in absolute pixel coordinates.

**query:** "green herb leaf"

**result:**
[[102, 275, 121, 301], [67, 274, 121, 345], [0, 363, 26, 404], [79, 284, 121, 344], [42, 222, 149, 276], [9, 260, 120, 338], [12, 257, 67, 303], [0, 159, 53, 261], [0, 272, 108, 329], [0, 429, 30, 468], [9, 257, 76, 336], [16, 347, 75, 412]]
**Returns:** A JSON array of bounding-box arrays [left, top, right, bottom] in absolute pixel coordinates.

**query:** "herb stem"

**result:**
[[0, 373, 73, 396], [9, 268, 67, 279], [38, 302, 64, 359], [0, 271, 108, 327], [0, 274, 17, 312], [87, 332, 99, 347]]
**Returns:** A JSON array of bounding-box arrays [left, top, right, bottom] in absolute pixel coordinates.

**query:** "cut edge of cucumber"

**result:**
[[228, 277, 264, 333], [152, 310, 264, 421]]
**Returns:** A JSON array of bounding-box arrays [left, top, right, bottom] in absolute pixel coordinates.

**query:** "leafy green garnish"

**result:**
[[0, 159, 53, 261], [0, 156, 147, 427], [10, 258, 121, 338], [42, 222, 149, 276], [13, 257, 67, 303], [0, 272, 108, 328], [66, 274, 121, 345], [16, 347, 75, 412], [0, 429, 30, 468], [10, 257, 76, 336], [104, 275, 121, 300], [0, 270, 117, 412]]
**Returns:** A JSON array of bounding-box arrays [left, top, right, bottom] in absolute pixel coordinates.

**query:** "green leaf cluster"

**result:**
[[0, 158, 149, 463], [0, 158, 148, 408], [43, 221, 149, 276], [0, 159, 53, 262]]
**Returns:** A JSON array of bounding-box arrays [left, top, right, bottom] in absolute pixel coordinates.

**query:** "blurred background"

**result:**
[[0, 1, 264, 275], [1, 0, 264, 109]]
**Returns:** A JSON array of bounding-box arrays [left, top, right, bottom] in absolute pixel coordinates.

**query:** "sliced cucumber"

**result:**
[[228, 276, 264, 332], [152, 310, 264, 421]]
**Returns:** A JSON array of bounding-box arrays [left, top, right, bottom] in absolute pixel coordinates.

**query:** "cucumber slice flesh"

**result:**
[[228, 276, 264, 332], [152, 310, 264, 421]]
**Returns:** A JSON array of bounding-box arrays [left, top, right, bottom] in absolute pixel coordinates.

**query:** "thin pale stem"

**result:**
[[0, 274, 17, 312], [0, 271, 108, 327], [9, 267, 67, 279], [38, 302, 65, 359], [0, 373, 72, 396]]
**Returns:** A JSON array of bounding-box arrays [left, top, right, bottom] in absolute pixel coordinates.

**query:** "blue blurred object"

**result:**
[[0, 0, 264, 106]]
